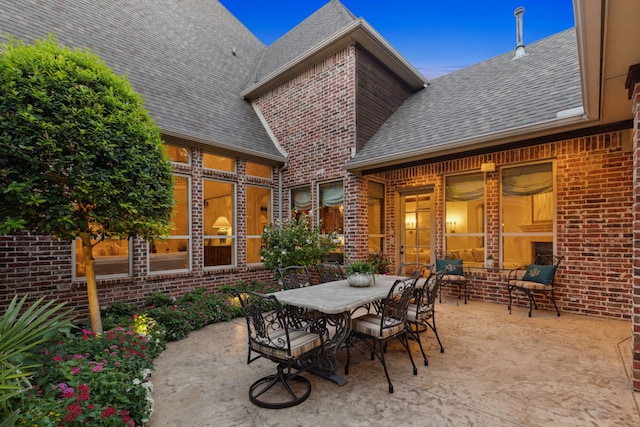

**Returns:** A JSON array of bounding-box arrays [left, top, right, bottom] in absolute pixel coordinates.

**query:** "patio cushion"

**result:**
[[510, 280, 552, 291], [436, 259, 463, 276], [352, 314, 403, 338], [522, 264, 556, 284], [252, 328, 322, 360]]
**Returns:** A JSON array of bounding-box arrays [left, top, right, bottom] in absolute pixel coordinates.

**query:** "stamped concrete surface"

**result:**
[[147, 299, 639, 426]]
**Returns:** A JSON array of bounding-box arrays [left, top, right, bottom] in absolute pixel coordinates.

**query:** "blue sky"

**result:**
[[219, 0, 575, 79]]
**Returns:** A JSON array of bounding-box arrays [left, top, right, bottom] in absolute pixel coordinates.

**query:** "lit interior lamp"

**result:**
[[213, 216, 231, 244], [446, 219, 457, 233], [405, 213, 416, 228]]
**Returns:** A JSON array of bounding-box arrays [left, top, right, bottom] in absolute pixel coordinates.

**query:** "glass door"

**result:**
[[400, 191, 434, 265]]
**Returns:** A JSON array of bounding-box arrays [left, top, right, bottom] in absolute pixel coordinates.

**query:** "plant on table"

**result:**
[[368, 252, 391, 274], [345, 260, 375, 276]]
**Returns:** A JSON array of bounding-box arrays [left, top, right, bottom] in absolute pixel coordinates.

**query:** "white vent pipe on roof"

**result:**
[[513, 6, 526, 59]]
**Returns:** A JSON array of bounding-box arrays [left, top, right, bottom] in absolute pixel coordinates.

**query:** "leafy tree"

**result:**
[[0, 37, 174, 333]]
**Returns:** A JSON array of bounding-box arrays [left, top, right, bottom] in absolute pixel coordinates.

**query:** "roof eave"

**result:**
[[241, 19, 427, 100], [345, 113, 593, 173], [572, 0, 603, 121]]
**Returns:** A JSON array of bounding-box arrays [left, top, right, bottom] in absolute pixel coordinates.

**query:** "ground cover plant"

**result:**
[[5, 283, 268, 426]]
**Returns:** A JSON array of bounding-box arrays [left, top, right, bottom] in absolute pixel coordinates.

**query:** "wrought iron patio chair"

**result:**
[[436, 252, 470, 305], [507, 254, 564, 317], [315, 261, 345, 283], [397, 262, 433, 278], [278, 265, 312, 289], [344, 275, 419, 393], [406, 270, 445, 366], [236, 290, 328, 408]]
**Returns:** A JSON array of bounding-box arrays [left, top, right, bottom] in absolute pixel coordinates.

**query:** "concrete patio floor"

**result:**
[[147, 299, 639, 426]]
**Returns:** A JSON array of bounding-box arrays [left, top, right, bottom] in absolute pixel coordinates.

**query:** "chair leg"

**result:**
[[408, 322, 429, 366], [397, 331, 418, 376], [550, 289, 560, 316], [249, 363, 312, 409], [507, 285, 513, 314], [426, 319, 445, 353]]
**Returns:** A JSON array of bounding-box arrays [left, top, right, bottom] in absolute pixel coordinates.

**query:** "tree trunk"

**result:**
[[80, 232, 103, 333]]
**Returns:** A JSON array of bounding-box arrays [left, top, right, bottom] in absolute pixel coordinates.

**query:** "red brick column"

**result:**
[[626, 64, 640, 391]]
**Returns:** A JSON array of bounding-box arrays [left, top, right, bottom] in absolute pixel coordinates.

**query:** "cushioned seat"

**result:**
[[507, 254, 564, 317], [436, 256, 470, 305], [237, 290, 327, 408], [345, 274, 419, 393]]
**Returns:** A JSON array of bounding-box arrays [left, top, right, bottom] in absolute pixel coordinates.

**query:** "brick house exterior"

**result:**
[[1, 1, 639, 391]]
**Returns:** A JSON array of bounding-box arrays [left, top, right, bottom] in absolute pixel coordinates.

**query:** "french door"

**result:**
[[399, 191, 434, 265]]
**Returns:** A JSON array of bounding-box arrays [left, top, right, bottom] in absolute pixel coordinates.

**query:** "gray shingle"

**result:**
[[252, 0, 356, 84], [353, 28, 582, 165], [0, 0, 285, 160]]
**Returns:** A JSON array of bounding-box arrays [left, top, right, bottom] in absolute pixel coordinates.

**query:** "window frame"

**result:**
[[246, 184, 272, 266], [72, 238, 132, 281], [148, 173, 192, 274], [203, 178, 236, 269], [500, 161, 556, 268]]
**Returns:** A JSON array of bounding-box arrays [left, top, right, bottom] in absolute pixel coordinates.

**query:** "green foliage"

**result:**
[[368, 252, 392, 274], [0, 36, 174, 240], [260, 213, 338, 271], [9, 282, 270, 423], [17, 326, 161, 426], [0, 295, 74, 419], [345, 260, 375, 275]]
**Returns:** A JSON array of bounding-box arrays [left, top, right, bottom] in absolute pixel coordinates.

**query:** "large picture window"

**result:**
[[203, 180, 235, 268], [246, 186, 271, 264], [502, 162, 554, 268], [444, 172, 485, 266], [368, 181, 385, 254], [74, 238, 131, 279], [149, 175, 191, 272]]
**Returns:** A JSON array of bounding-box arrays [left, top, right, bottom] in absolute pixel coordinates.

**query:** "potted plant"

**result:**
[[486, 254, 495, 268], [345, 260, 375, 287]]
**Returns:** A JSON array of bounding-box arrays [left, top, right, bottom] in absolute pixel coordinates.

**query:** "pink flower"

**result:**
[[53, 355, 63, 362], [71, 367, 80, 375], [92, 363, 104, 372]]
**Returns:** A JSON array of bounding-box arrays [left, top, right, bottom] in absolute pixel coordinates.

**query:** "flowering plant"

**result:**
[[260, 213, 338, 270], [18, 326, 160, 426]]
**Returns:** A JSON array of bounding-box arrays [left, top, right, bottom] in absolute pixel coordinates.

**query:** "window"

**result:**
[[246, 186, 271, 264], [368, 181, 385, 253], [319, 181, 344, 263], [502, 162, 554, 268], [203, 153, 235, 173], [246, 161, 272, 179], [291, 186, 311, 219], [444, 172, 485, 265], [149, 175, 190, 272], [165, 143, 190, 164], [74, 238, 131, 279], [319, 181, 344, 234], [203, 180, 235, 268]]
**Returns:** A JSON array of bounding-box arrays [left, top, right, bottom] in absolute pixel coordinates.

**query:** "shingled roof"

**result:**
[[349, 28, 583, 170], [0, 0, 285, 161], [252, 0, 356, 85]]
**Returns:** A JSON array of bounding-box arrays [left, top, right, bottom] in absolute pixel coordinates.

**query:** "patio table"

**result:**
[[271, 274, 407, 385]]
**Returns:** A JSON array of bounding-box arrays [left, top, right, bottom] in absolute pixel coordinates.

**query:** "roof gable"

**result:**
[[349, 28, 583, 170], [252, 0, 356, 85]]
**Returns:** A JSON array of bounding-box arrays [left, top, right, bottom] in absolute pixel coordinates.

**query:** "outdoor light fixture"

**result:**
[[480, 162, 496, 172]]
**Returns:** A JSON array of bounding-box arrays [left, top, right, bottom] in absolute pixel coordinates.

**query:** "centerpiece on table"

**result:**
[[345, 260, 375, 287]]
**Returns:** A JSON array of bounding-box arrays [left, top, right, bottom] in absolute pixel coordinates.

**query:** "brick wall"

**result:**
[[0, 146, 278, 321], [378, 131, 633, 320]]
